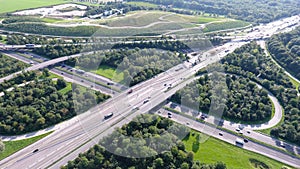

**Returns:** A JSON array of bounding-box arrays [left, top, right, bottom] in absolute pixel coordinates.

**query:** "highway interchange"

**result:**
[[0, 14, 300, 168]]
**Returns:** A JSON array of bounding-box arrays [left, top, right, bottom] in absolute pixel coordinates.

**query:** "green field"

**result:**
[[203, 20, 250, 33], [183, 130, 292, 169], [0, 0, 71, 14], [163, 14, 223, 24], [92, 65, 124, 83], [127, 1, 158, 8], [0, 132, 52, 160], [107, 11, 170, 27]]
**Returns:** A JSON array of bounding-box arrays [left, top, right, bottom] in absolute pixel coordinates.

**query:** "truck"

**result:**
[[25, 44, 35, 49], [104, 112, 113, 120], [76, 69, 85, 74]]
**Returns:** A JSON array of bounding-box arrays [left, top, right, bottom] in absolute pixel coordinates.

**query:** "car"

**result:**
[[167, 112, 172, 116], [33, 149, 39, 153], [280, 142, 285, 148], [168, 115, 172, 118], [239, 131, 243, 135], [143, 99, 150, 104], [104, 113, 114, 120], [219, 132, 223, 136], [186, 122, 190, 125], [107, 82, 113, 85], [244, 139, 248, 143], [127, 89, 133, 94], [81, 80, 84, 82], [61, 72, 64, 75], [235, 128, 240, 132], [132, 107, 140, 111], [246, 130, 251, 134]]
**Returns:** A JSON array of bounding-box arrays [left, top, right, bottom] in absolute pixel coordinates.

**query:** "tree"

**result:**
[[215, 162, 227, 169], [0, 140, 4, 152], [56, 79, 67, 90]]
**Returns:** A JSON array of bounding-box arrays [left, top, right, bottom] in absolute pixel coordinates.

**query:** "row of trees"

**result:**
[[171, 73, 272, 122], [6, 34, 82, 46], [128, 0, 300, 23], [33, 44, 82, 59], [67, 48, 186, 86], [0, 23, 99, 37], [0, 73, 110, 135], [0, 71, 37, 92], [218, 42, 300, 145], [267, 27, 300, 81], [62, 114, 227, 169], [0, 54, 28, 78]]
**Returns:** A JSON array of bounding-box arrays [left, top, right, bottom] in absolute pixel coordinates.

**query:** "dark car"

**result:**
[[219, 133, 223, 136], [244, 139, 248, 143], [33, 149, 39, 153]]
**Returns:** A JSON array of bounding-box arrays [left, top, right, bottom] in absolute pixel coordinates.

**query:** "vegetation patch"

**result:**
[[171, 74, 272, 123], [218, 42, 300, 145], [249, 158, 270, 169], [268, 27, 300, 83], [0, 54, 28, 78]]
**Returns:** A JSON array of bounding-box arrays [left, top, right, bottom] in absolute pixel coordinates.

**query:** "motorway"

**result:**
[[0, 14, 300, 169], [0, 51, 116, 96]]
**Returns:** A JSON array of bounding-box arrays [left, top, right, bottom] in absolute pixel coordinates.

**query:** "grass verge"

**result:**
[[0, 132, 53, 160], [184, 130, 293, 169]]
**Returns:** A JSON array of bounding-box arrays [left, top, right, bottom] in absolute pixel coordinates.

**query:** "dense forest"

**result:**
[[171, 74, 272, 122], [127, 0, 300, 23], [0, 73, 110, 135], [67, 48, 186, 86], [267, 27, 300, 81], [62, 114, 226, 169], [216, 42, 300, 145], [0, 54, 28, 78], [0, 71, 37, 93]]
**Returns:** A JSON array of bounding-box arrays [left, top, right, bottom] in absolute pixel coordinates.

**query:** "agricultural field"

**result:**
[[0, 0, 71, 14], [183, 130, 292, 169], [163, 13, 224, 24], [106, 11, 171, 27], [127, 1, 158, 8], [105, 11, 224, 27], [203, 20, 251, 33]]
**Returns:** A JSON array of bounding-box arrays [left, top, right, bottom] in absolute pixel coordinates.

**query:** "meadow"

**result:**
[[0, 0, 71, 14], [183, 130, 292, 169]]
